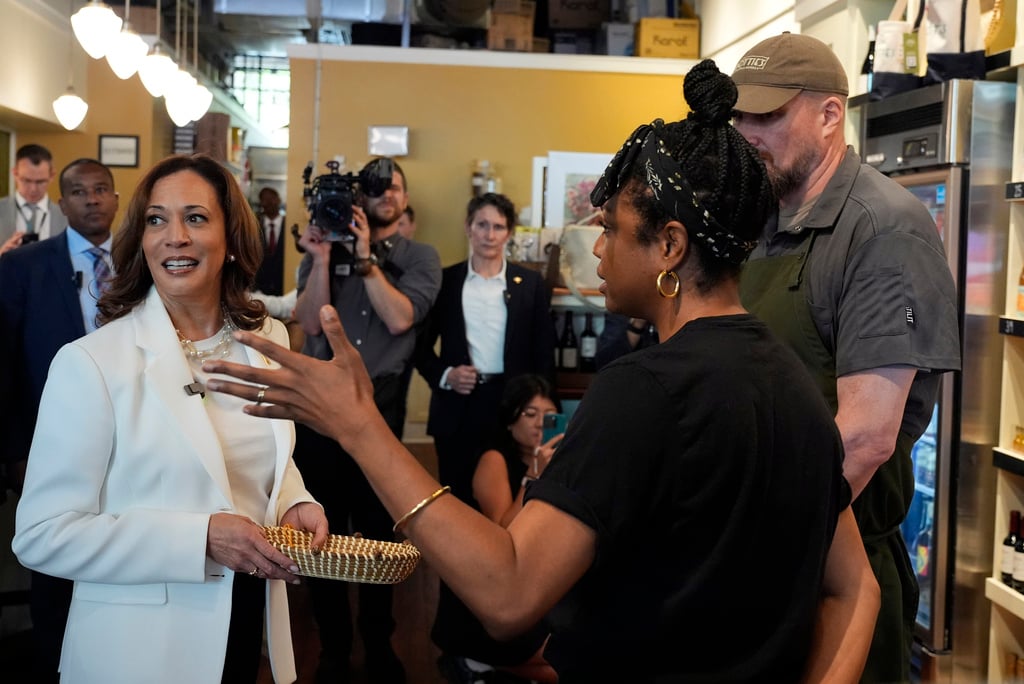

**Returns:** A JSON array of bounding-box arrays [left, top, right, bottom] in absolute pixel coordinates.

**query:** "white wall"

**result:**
[[699, 0, 895, 88], [699, 0, 799, 73], [0, 0, 88, 130]]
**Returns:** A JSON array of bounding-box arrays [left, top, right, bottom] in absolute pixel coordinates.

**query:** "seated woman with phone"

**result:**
[[434, 374, 562, 683]]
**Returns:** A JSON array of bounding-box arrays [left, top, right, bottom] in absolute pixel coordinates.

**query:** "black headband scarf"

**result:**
[[590, 121, 756, 265]]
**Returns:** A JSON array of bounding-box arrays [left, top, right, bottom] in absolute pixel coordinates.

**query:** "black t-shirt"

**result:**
[[526, 314, 847, 683]]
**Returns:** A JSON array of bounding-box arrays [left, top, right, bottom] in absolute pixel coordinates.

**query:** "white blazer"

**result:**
[[13, 287, 315, 683]]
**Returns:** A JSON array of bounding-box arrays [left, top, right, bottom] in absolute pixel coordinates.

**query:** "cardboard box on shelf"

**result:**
[[598, 21, 634, 55], [493, 0, 536, 21], [635, 17, 699, 58], [548, 0, 609, 30], [489, 14, 533, 51], [489, 1, 536, 52]]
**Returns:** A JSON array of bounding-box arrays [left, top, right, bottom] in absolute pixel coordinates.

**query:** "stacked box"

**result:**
[[634, 17, 699, 58], [488, 0, 536, 52], [548, 0, 609, 30], [598, 21, 635, 56]]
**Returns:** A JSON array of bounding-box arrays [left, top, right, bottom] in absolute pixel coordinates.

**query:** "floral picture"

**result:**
[[543, 151, 614, 228]]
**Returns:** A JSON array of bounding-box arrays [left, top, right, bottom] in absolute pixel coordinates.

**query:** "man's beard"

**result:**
[[367, 202, 399, 229], [764, 145, 820, 201]]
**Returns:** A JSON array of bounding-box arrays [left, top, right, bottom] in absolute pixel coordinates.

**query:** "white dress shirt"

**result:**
[[15, 191, 54, 239], [461, 258, 508, 374]]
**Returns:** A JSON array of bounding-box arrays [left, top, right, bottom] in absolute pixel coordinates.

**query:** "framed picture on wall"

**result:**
[[98, 135, 140, 168], [543, 151, 613, 228]]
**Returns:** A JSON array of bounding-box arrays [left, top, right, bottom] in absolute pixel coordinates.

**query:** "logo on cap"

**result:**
[[735, 55, 769, 71]]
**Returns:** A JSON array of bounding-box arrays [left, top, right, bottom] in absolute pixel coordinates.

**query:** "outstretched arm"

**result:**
[[801, 507, 879, 684], [205, 305, 596, 638]]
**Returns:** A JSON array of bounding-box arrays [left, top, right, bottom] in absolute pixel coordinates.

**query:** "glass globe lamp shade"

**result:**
[[165, 71, 198, 127], [53, 88, 89, 130], [138, 49, 177, 98], [188, 83, 214, 122], [71, 2, 123, 59], [165, 94, 194, 127], [105, 27, 149, 80]]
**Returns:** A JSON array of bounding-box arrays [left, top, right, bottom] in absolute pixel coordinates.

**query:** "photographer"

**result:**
[[293, 157, 441, 683]]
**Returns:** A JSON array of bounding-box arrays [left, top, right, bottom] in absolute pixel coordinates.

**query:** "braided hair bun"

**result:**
[[684, 59, 737, 127]]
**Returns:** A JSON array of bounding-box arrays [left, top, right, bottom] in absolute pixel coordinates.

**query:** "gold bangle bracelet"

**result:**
[[393, 485, 451, 533]]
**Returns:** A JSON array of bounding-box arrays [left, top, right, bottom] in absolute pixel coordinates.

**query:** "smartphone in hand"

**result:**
[[542, 413, 567, 443]]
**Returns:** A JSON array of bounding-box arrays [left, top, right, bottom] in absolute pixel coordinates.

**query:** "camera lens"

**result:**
[[318, 197, 352, 235]]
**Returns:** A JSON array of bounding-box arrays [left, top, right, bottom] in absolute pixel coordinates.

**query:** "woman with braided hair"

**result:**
[[205, 60, 878, 683]]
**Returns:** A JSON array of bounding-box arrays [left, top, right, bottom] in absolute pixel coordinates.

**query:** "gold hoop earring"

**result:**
[[656, 270, 680, 298]]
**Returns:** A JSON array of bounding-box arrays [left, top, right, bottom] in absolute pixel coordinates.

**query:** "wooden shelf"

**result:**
[[555, 370, 595, 400], [987, 577, 1024, 622], [995, 447, 1024, 477], [551, 288, 605, 310], [552, 286, 602, 297], [1000, 317, 1024, 337]]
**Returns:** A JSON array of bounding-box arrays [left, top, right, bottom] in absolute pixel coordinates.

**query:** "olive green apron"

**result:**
[[740, 229, 917, 684]]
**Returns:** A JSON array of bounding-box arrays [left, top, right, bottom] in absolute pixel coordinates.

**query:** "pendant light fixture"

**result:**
[[138, 0, 177, 97], [71, 1, 122, 59], [165, 0, 197, 126], [53, 85, 89, 131], [187, 0, 213, 122], [54, 0, 89, 129], [105, 0, 149, 79]]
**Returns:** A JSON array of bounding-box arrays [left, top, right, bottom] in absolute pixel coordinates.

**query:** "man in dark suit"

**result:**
[[416, 193, 555, 503], [254, 186, 286, 295], [0, 158, 117, 682]]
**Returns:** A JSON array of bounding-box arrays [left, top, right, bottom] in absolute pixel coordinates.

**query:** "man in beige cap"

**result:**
[[732, 32, 960, 683]]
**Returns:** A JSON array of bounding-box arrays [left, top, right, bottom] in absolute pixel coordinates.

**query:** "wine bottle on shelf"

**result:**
[[859, 25, 876, 94], [579, 312, 597, 372], [1013, 520, 1024, 592], [550, 310, 561, 368], [1004, 510, 1021, 584], [559, 311, 578, 371]]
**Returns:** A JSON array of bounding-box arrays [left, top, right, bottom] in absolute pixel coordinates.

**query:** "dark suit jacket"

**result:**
[[416, 261, 555, 437], [254, 212, 286, 295], [0, 230, 86, 465]]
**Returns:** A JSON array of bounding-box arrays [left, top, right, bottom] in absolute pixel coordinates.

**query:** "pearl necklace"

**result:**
[[177, 318, 236, 363]]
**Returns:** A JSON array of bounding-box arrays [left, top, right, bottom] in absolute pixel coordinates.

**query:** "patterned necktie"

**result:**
[[25, 203, 39, 234], [88, 247, 112, 294]]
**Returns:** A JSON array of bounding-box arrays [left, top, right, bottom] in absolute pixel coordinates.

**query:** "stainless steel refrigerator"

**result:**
[[856, 78, 1016, 681]]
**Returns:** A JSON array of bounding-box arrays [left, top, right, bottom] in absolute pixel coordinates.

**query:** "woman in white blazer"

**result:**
[[13, 155, 328, 684]]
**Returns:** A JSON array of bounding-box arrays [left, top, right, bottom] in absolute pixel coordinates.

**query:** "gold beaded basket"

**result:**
[[263, 526, 421, 584]]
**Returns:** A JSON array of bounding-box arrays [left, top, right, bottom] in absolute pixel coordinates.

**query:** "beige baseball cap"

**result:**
[[731, 32, 849, 114]]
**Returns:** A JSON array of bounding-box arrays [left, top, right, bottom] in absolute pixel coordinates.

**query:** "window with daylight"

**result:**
[[227, 54, 290, 147]]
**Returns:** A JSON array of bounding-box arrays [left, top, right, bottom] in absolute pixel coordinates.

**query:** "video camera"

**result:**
[[301, 158, 395, 241]]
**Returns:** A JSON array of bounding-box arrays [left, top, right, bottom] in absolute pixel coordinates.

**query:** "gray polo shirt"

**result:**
[[297, 233, 441, 378], [747, 147, 960, 439]]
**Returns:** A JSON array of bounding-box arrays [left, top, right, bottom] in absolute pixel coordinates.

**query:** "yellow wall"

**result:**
[[27, 60, 170, 232], [286, 58, 692, 279]]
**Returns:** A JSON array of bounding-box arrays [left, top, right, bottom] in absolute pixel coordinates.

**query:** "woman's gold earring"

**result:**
[[656, 270, 680, 298]]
